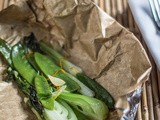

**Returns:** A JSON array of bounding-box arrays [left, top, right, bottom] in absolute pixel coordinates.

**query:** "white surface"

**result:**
[[128, 0, 160, 70]]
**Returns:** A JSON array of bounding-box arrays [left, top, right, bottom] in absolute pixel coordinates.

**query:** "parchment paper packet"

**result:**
[[0, 0, 151, 120]]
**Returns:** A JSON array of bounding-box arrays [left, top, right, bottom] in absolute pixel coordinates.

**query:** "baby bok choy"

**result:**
[[59, 92, 109, 120], [44, 100, 78, 120]]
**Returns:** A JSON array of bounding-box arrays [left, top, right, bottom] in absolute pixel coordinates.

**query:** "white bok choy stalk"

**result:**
[[43, 100, 78, 120]]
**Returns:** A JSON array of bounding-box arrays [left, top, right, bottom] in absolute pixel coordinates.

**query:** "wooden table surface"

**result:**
[[0, 0, 160, 120]]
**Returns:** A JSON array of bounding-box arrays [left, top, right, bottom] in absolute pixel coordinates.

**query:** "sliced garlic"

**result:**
[[48, 75, 65, 86], [52, 85, 67, 100], [24, 97, 29, 103]]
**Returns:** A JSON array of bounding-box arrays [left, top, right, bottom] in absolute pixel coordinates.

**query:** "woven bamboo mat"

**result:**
[[0, 0, 160, 120], [96, 1, 160, 120]]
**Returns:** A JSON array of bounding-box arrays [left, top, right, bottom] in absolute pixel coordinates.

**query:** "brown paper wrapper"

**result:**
[[0, 0, 151, 120]]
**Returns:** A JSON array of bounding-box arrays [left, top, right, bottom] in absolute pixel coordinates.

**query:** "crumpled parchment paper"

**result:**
[[0, 0, 151, 120]]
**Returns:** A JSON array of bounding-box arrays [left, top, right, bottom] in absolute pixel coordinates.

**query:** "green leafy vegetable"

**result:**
[[11, 44, 37, 84], [43, 100, 78, 120], [71, 107, 90, 120], [59, 92, 109, 120], [34, 75, 54, 110], [76, 73, 115, 109], [57, 99, 78, 120]]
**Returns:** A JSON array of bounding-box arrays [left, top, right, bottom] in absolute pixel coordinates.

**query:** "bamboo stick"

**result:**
[[123, 0, 128, 11], [122, 0, 128, 27], [103, 0, 106, 12], [93, 0, 98, 5], [128, 7, 134, 31], [99, 0, 105, 12], [110, 0, 117, 18], [3, 0, 9, 9], [137, 101, 143, 120], [134, 23, 141, 41], [150, 65, 160, 120], [157, 69, 160, 98], [116, 0, 123, 25], [0, 0, 4, 11], [105, 0, 111, 15], [109, 0, 113, 17], [146, 80, 155, 120], [114, 0, 118, 19], [142, 83, 149, 120]]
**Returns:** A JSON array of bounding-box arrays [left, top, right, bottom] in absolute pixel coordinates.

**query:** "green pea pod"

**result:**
[[11, 44, 37, 84], [0, 39, 12, 65], [27, 55, 40, 71], [34, 75, 52, 98], [34, 75, 54, 110], [34, 52, 80, 92]]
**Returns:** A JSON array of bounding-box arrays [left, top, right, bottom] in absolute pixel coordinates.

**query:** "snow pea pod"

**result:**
[[34, 52, 80, 92], [11, 44, 37, 84], [34, 75, 54, 110]]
